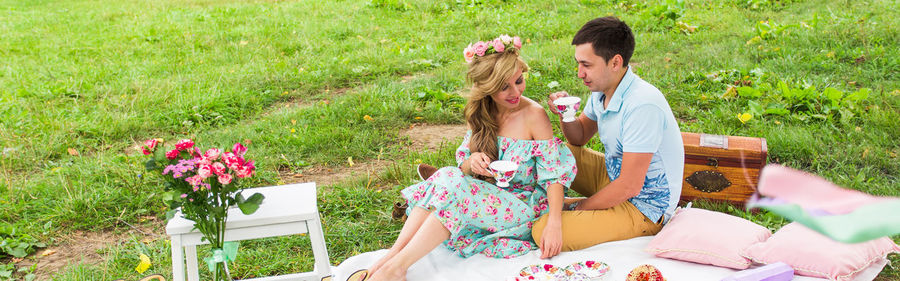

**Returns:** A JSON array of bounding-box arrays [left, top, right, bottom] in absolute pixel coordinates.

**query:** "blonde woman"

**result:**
[[361, 35, 577, 281]]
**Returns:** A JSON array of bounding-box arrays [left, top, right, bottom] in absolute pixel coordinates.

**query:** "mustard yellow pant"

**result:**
[[532, 143, 663, 252]]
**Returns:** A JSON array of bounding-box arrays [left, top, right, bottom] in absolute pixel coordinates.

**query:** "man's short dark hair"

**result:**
[[572, 16, 635, 66]]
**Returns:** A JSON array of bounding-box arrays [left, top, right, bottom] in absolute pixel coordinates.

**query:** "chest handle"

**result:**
[[707, 157, 719, 167]]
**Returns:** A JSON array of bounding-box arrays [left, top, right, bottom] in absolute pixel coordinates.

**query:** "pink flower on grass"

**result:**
[[472, 41, 489, 56], [492, 39, 505, 53], [141, 139, 160, 155], [165, 149, 179, 160], [175, 139, 194, 151], [218, 173, 233, 185], [144, 139, 159, 150], [513, 37, 522, 49]]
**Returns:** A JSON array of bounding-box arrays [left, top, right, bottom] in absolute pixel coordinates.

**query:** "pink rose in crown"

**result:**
[[463, 44, 475, 63], [513, 37, 522, 49], [492, 38, 505, 53], [473, 41, 489, 56]]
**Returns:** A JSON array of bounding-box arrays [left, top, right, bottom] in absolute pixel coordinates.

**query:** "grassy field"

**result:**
[[1, 0, 898, 279]]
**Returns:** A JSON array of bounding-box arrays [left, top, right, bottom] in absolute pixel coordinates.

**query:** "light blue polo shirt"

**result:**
[[582, 67, 684, 223]]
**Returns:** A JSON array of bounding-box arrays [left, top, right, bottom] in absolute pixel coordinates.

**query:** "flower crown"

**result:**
[[463, 35, 523, 63]]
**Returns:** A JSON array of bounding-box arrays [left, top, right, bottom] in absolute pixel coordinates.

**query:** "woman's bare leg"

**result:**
[[367, 213, 450, 281], [367, 206, 430, 276]]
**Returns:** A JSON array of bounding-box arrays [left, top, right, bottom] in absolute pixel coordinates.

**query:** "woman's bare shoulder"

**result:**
[[522, 98, 553, 139]]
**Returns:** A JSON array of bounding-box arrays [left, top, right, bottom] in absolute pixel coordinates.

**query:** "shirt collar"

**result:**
[[597, 67, 636, 113]]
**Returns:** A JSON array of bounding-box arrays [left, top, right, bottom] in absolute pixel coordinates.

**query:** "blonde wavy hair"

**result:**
[[463, 47, 529, 169]]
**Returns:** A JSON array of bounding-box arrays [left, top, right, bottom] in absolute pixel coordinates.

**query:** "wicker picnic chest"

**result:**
[[680, 132, 768, 206]]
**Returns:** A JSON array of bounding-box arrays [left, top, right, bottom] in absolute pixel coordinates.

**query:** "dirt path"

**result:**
[[278, 123, 467, 187], [400, 123, 468, 152], [17, 219, 166, 280]]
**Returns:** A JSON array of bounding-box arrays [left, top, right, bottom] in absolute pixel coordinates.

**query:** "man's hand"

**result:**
[[539, 219, 562, 259], [547, 91, 570, 116]]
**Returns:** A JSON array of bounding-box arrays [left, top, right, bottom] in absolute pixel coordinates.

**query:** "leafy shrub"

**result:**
[[737, 0, 804, 11], [0, 224, 45, 259], [697, 69, 873, 123], [368, 0, 412, 11]]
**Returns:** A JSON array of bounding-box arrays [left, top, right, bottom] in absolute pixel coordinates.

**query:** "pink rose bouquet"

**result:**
[[142, 138, 263, 281]]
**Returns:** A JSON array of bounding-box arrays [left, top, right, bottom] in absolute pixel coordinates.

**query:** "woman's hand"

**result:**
[[467, 152, 495, 178], [539, 218, 562, 259]]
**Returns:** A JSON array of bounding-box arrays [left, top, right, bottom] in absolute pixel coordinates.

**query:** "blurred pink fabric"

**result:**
[[757, 164, 894, 215]]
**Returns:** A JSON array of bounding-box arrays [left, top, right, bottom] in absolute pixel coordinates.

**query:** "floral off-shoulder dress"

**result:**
[[401, 131, 577, 258]]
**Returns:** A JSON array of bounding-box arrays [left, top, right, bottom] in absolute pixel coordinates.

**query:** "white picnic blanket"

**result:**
[[329, 236, 887, 281]]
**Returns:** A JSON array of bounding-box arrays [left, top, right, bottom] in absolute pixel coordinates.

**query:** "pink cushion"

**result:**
[[742, 222, 900, 280], [645, 208, 771, 269]]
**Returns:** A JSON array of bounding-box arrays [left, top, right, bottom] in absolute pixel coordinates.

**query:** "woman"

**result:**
[[362, 35, 577, 281]]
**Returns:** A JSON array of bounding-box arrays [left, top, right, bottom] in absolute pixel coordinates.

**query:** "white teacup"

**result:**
[[488, 160, 518, 187], [554, 96, 582, 122]]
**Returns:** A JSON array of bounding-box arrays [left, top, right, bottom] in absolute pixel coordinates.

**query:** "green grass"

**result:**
[[1, 0, 898, 279]]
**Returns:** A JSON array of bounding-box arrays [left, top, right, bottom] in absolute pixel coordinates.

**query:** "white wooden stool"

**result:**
[[167, 182, 332, 281]]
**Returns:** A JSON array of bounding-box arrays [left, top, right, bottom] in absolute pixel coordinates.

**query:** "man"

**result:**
[[532, 16, 684, 251]]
